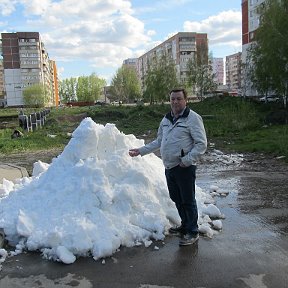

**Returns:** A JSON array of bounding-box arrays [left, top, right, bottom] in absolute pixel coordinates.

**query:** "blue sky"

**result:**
[[0, 0, 242, 84]]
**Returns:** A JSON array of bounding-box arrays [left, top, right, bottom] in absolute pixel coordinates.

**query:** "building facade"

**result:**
[[0, 59, 4, 101], [137, 32, 208, 89], [212, 58, 224, 86], [0, 32, 59, 107], [226, 52, 242, 93], [123, 58, 137, 69], [241, 0, 266, 96]]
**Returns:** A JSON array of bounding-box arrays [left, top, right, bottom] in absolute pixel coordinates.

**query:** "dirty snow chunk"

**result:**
[[144, 240, 152, 247], [0, 249, 8, 263], [202, 204, 223, 219], [10, 240, 25, 256], [204, 149, 243, 167], [0, 179, 14, 197], [56, 246, 76, 264], [199, 223, 214, 238], [203, 193, 215, 204], [139, 285, 174, 288], [199, 214, 212, 225], [219, 191, 229, 197], [213, 149, 224, 155], [32, 160, 50, 177], [209, 185, 219, 193], [212, 220, 223, 231]]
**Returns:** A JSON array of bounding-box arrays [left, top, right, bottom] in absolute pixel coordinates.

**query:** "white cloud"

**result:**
[[17, 0, 151, 70], [134, 0, 193, 14], [0, 0, 18, 16], [0, 22, 8, 28], [147, 30, 156, 36], [20, 0, 51, 16], [1, 1, 242, 77], [184, 10, 242, 54]]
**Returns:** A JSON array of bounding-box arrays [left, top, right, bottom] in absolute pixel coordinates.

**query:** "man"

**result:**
[[129, 88, 207, 246]]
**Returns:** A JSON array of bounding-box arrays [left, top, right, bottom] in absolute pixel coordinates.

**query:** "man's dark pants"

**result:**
[[165, 165, 198, 235]]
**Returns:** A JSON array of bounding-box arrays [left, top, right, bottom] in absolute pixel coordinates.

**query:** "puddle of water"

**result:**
[[0, 273, 93, 288]]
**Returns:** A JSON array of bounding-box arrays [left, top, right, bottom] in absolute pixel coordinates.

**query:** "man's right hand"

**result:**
[[129, 149, 140, 157]]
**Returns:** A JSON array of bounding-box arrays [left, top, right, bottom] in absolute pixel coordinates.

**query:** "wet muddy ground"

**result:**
[[198, 152, 288, 236], [0, 150, 288, 287]]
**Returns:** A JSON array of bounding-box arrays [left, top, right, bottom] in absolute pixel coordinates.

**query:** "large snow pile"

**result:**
[[0, 118, 222, 264]]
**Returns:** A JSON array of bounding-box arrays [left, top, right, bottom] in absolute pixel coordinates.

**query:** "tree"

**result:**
[[77, 73, 106, 102], [143, 54, 179, 104], [248, 42, 273, 99], [249, 0, 288, 107], [186, 43, 216, 101], [59, 78, 77, 103], [59, 74, 106, 103], [23, 84, 49, 107], [241, 52, 254, 98], [110, 66, 141, 103]]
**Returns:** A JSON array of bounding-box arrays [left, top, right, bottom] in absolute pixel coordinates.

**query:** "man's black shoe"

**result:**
[[169, 225, 184, 235], [179, 233, 199, 246]]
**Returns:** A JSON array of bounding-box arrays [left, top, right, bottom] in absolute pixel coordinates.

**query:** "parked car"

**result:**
[[95, 101, 106, 106], [111, 100, 122, 105], [259, 95, 280, 102]]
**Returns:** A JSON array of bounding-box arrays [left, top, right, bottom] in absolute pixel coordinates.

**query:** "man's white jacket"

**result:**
[[139, 107, 207, 169]]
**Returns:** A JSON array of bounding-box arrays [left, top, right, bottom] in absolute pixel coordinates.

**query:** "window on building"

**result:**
[[179, 37, 195, 42]]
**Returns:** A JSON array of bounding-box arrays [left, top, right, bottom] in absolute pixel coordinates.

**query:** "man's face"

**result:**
[[170, 91, 187, 115]]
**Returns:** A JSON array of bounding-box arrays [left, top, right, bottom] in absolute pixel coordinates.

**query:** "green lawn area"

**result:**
[[0, 97, 287, 161]]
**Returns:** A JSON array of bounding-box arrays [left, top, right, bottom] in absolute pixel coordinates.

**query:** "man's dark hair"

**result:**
[[169, 88, 187, 99]]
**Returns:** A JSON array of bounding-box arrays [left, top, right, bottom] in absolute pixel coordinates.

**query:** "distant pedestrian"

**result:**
[[129, 88, 207, 246]]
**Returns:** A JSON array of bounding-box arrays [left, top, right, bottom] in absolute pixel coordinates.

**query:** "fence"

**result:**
[[18, 109, 50, 132]]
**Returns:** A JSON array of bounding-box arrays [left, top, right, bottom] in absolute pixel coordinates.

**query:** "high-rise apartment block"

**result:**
[[0, 59, 4, 100], [242, 0, 265, 47], [0, 32, 59, 107], [212, 58, 224, 86], [137, 32, 208, 88], [242, 0, 266, 96], [226, 52, 242, 92], [122, 58, 138, 77], [123, 58, 137, 69]]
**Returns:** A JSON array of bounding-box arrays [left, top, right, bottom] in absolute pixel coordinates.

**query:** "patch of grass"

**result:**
[[0, 127, 69, 154], [190, 97, 262, 136], [0, 106, 86, 154], [1, 99, 287, 161], [227, 125, 288, 158]]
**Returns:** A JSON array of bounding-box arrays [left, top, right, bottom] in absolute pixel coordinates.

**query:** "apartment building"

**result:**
[[0, 59, 4, 100], [212, 58, 224, 86], [123, 58, 137, 69], [242, 0, 266, 96], [51, 60, 59, 106], [226, 52, 242, 92], [137, 32, 208, 88], [0, 32, 59, 107]]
